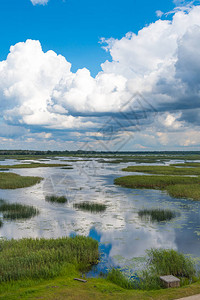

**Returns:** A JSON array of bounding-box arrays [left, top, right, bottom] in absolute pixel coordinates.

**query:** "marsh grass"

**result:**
[[0, 200, 39, 220], [45, 195, 68, 204], [172, 162, 200, 167], [146, 248, 196, 279], [107, 249, 196, 290], [0, 236, 99, 282], [122, 165, 200, 176], [166, 184, 200, 200], [114, 175, 199, 189], [0, 172, 43, 189], [140, 249, 196, 289], [0, 163, 72, 169], [98, 158, 165, 164], [107, 269, 135, 289], [74, 201, 106, 213], [138, 208, 177, 222], [114, 175, 200, 201], [61, 167, 74, 169]]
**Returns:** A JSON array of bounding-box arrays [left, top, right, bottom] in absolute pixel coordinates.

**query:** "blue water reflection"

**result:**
[[0, 157, 200, 276]]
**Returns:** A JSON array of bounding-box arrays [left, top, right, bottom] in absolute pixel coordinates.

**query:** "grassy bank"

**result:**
[[98, 157, 166, 164], [114, 175, 200, 200], [166, 184, 200, 201], [0, 236, 99, 283], [114, 175, 199, 189], [2, 276, 200, 300], [0, 172, 42, 189], [172, 162, 200, 167], [122, 165, 200, 175], [0, 163, 71, 169], [1, 249, 200, 300], [107, 248, 196, 290]]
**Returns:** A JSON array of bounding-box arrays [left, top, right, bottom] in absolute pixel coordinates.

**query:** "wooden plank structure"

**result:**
[[74, 278, 87, 283], [160, 275, 180, 288]]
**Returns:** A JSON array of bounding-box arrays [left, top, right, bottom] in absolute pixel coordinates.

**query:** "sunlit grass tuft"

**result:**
[[0, 200, 39, 220], [146, 248, 196, 279], [138, 208, 177, 222], [107, 249, 196, 290], [107, 268, 135, 289], [74, 201, 106, 213], [45, 195, 68, 204]]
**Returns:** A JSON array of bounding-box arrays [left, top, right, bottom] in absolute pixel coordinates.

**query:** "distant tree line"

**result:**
[[0, 150, 199, 156]]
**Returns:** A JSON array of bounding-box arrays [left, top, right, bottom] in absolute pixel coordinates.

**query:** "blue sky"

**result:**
[[0, 0, 200, 151], [0, 0, 175, 76]]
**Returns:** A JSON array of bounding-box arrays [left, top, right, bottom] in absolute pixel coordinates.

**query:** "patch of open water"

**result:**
[[0, 157, 200, 276]]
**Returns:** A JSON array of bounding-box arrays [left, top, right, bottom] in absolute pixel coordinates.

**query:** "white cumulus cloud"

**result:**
[[1, 5, 200, 149], [156, 10, 164, 18], [30, 0, 49, 5]]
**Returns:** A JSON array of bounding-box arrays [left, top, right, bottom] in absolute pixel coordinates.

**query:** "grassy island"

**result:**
[[0, 172, 43, 189]]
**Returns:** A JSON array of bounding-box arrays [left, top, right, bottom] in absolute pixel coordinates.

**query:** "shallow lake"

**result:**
[[0, 157, 200, 276]]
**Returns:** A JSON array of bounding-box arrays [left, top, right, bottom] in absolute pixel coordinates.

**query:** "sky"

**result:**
[[0, 0, 200, 151]]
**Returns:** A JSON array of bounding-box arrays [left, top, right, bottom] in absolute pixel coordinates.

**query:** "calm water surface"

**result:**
[[0, 157, 200, 276]]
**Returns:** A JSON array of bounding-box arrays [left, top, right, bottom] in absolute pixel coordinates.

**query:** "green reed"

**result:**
[[0, 172, 42, 189], [0, 200, 39, 220], [74, 201, 106, 213], [45, 195, 68, 204], [138, 208, 177, 222], [0, 236, 99, 282]]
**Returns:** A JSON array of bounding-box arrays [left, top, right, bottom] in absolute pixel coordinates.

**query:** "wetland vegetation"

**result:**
[[146, 248, 195, 279], [1, 151, 200, 299], [0, 236, 99, 283], [107, 248, 196, 290], [172, 162, 200, 167], [118, 162, 200, 200], [115, 175, 200, 200], [74, 201, 107, 213], [114, 175, 199, 189], [0, 172, 43, 189], [45, 195, 68, 204], [0, 199, 39, 220], [122, 165, 200, 175], [0, 162, 72, 169], [138, 208, 177, 222], [167, 184, 200, 201]]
